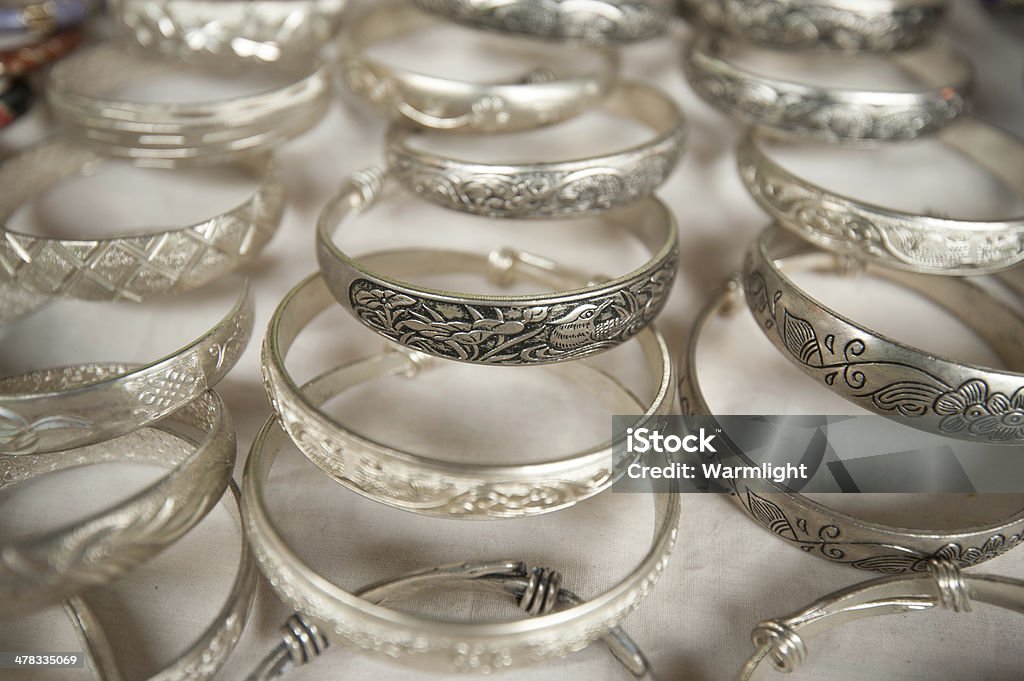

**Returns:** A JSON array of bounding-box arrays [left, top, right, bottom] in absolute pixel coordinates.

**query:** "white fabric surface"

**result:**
[[2, 3, 1024, 680]]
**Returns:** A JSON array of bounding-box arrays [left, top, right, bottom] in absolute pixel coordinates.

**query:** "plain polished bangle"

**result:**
[[0, 387, 235, 619], [263, 271, 674, 518], [47, 44, 330, 164], [683, 33, 972, 141], [679, 277, 1024, 573], [111, 0, 346, 64], [744, 226, 1024, 445], [248, 562, 657, 680], [316, 169, 678, 366], [739, 120, 1024, 275], [0, 28, 81, 77], [0, 140, 283, 301], [65, 483, 258, 681], [385, 81, 686, 219], [242, 415, 679, 673], [0, 0, 92, 35], [0, 284, 252, 455], [337, 0, 619, 133], [677, 0, 947, 52], [0, 77, 32, 129], [735, 560, 1024, 679], [411, 0, 670, 45]]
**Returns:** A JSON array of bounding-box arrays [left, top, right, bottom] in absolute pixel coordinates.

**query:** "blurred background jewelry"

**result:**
[[386, 81, 686, 218], [338, 0, 619, 132], [0, 28, 81, 77], [0, 0, 94, 36], [739, 119, 1024, 274]]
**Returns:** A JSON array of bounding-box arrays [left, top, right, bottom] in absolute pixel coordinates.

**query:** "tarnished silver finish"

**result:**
[[47, 44, 329, 165], [677, 0, 947, 52], [683, 33, 972, 141], [386, 81, 686, 218], [316, 169, 678, 366], [262, 272, 674, 518], [241, 404, 679, 672], [0, 284, 252, 455], [744, 227, 1024, 445], [110, 0, 347, 64], [735, 561, 1023, 679], [338, 0, 619, 133], [679, 274, 1024, 572], [412, 0, 671, 45], [738, 121, 1024, 274], [0, 141, 282, 301], [248, 561, 658, 680], [0, 389, 235, 618]]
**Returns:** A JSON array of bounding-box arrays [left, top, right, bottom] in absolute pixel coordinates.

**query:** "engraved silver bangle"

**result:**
[[735, 560, 1024, 679], [110, 0, 347, 65], [0, 388, 235, 619], [683, 33, 972, 141], [679, 275, 1024, 573], [242, 403, 679, 673], [248, 562, 657, 680], [411, 0, 671, 45], [739, 120, 1024, 275], [46, 44, 330, 164], [337, 0, 619, 133], [0, 140, 283, 301], [677, 0, 947, 52], [744, 226, 1024, 445], [0, 284, 252, 455], [316, 169, 678, 366], [263, 271, 674, 518], [385, 81, 686, 219], [63, 483, 258, 681]]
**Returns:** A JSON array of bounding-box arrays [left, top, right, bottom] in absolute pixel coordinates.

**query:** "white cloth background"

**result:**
[[2, 2, 1024, 680]]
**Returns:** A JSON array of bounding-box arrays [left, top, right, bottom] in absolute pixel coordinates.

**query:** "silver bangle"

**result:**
[[677, 0, 947, 52], [739, 120, 1024, 275], [0, 284, 251, 455], [338, 0, 619, 133], [679, 275, 1024, 572], [0, 141, 282, 301], [411, 0, 670, 45], [110, 0, 347, 65], [316, 169, 678, 366], [385, 81, 686, 219], [248, 562, 657, 680], [46, 44, 330, 164], [0, 387, 235, 618], [63, 483, 257, 681], [683, 33, 972, 141], [743, 226, 1024, 445], [736, 560, 1023, 679], [263, 272, 675, 518], [242, 410, 679, 673]]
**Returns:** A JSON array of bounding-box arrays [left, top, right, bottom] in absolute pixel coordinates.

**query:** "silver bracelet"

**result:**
[[411, 0, 671, 45], [679, 275, 1024, 572], [47, 44, 329, 164], [248, 562, 657, 680], [338, 0, 619, 133], [677, 0, 947, 52], [316, 169, 677, 366], [744, 226, 1024, 445], [111, 0, 347, 64], [0, 387, 235, 618], [385, 81, 686, 219], [242, 409, 679, 673], [0, 141, 282, 301], [63, 483, 257, 681], [683, 33, 972, 141], [736, 560, 1023, 679], [0, 284, 251, 455], [739, 120, 1024, 275], [263, 271, 675, 518]]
